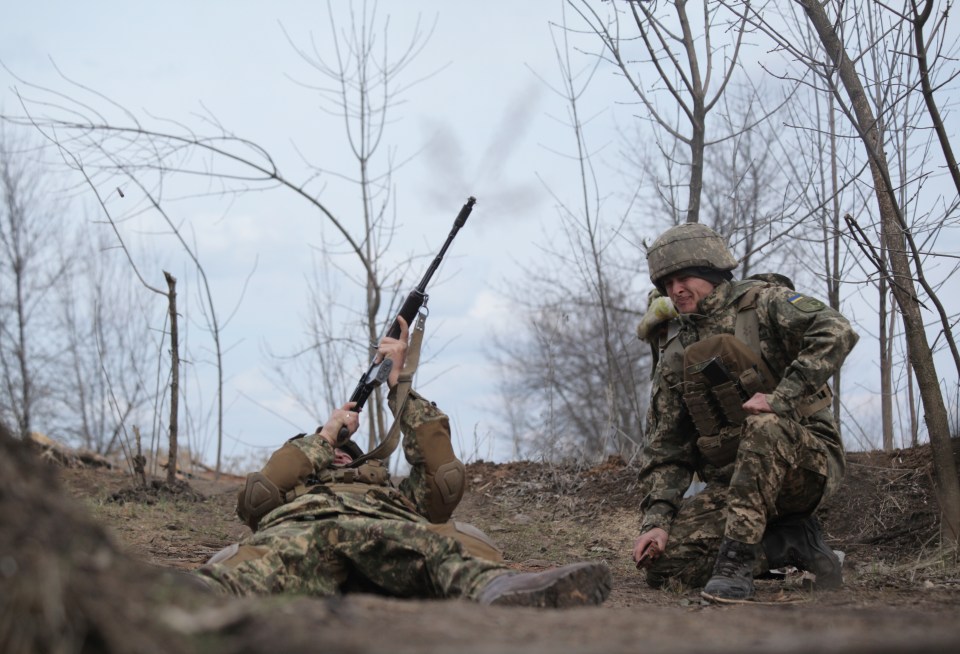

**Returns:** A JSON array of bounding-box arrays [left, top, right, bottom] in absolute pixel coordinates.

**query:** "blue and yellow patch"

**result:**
[[787, 293, 826, 312]]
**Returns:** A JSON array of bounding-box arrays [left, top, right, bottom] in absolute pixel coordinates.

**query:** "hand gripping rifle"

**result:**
[[337, 196, 477, 443]]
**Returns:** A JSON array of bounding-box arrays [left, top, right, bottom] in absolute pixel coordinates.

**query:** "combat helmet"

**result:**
[[646, 223, 737, 291]]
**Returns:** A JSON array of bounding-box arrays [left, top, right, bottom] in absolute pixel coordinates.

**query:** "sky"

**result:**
[[3, 1, 957, 468], [1, 1, 630, 466]]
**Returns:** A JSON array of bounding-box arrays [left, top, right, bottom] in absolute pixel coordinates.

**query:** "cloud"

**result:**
[[467, 288, 514, 326]]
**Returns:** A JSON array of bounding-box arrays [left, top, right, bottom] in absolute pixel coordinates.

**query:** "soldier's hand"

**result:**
[[633, 528, 668, 569], [318, 402, 361, 447], [376, 315, 410, 389], [743, 392, 774, 415]]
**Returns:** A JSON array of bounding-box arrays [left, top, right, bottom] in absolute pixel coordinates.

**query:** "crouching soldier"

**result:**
[[196, 316, 611, 608], [632, 223, 859, 602]]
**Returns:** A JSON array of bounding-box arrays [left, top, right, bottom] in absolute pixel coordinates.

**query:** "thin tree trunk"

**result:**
[[881, 291, 894, 450], [909, 363, 919, 448], [15, 258, 30, 440], [828, 92, 845, 427], [164, 271, 179, 486], [678, 0, 706, 224]]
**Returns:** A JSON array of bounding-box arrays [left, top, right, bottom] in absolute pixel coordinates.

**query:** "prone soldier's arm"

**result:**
[[235, 441, 314, 531], [393, 389, 465, 523], [235, 423, 342, 531]]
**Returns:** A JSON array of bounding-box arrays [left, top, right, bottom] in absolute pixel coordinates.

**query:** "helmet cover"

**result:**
[[646, 223, 737, 288]]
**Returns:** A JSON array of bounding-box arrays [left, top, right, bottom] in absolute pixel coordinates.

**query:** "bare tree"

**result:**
[[570, 0, 753, 224], [64, 158, 191, 484], [491, 281, 648, 460], [865, 1, 921, 451], [162, 271, 181, 485], [0, 127, 164, 472], [766, 6, 880, 442], [713, 0, 960, 542], [907, 0, 960, 199], [54, 228, 156, 456], [698, 82, 815, 280], [789, 0, 960, 543], [2, 1, 443, 464], [273, 2, 439, 451], [837, 0, 960, 451], [491, 2, 648, 461], [0, 128, 67, 440]]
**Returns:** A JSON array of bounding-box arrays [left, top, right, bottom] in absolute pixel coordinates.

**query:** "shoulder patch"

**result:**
[[786, 293, 826, 313]]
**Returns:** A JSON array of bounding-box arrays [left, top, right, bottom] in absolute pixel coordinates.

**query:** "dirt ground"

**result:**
[[29, 439, 960, 653]]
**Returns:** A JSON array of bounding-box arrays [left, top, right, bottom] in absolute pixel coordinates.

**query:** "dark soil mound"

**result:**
[[109, 478, 207, 505], [820, 440, 960, 563], [0, 423, 207, 654]]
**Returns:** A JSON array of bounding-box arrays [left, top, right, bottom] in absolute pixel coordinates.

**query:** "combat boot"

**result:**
[[762, 514, 843, 589], [477, 561, 612, 608], [701, 538, 757, 602]]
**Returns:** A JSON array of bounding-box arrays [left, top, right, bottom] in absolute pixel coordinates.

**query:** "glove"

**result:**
[[637, 290, 678, 342]]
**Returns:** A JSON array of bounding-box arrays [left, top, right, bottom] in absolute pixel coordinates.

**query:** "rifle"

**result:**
[[338, 196, 477, 443]]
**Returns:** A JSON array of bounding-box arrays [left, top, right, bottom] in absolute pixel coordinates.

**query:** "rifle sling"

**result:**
[[349, 309, 427, 467]]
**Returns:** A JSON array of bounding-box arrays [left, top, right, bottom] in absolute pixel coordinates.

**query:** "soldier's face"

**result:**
[[333, 449, 354, 467], [663, 273, 716, 314]]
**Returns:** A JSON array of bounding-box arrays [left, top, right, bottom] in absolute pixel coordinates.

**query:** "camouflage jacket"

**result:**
[[638, 279, 859, 533], [257, 389, 456, 530]]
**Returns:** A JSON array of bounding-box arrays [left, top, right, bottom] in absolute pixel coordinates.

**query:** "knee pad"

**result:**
[[236, 444, 312, 530], [237, 472, 284, 531], [416, 417, 466, 522], [426, 460, 465, 523]]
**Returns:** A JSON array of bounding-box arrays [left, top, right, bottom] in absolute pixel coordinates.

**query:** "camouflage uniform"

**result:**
[[198, 390, 506, 599], [638, 279, 859, 588]]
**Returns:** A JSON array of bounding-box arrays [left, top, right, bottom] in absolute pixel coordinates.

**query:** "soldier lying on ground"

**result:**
[[196, 316, 611, 607], [632, 223, 859, 603]]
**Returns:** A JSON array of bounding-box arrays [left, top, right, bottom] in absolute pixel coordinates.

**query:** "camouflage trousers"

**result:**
[[197, 514, 507, 600], [647, 412, 840, 589]]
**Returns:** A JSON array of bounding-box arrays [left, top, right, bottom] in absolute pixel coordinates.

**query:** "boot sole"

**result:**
[[700, 590, 755, 604], [487, 562, 612, 608], [701, 590, 810, 605]]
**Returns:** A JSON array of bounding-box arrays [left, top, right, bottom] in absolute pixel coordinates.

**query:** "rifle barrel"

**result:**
[[414, 197, 476, 292]]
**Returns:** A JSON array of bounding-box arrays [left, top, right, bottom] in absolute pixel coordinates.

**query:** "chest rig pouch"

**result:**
[[682, 333, 777, 467], [310, 459, 391, 486]]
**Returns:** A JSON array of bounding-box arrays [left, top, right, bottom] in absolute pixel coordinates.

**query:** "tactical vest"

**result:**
[[658, 280, 833, 466], [658, 280, 768, 388]]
